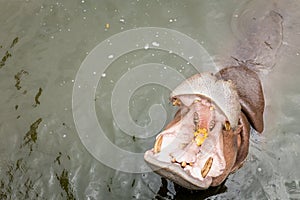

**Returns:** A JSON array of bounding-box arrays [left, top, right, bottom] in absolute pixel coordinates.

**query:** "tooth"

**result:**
[[193, 112, 199, 131], [181, 161, 187, 167], [154, 135, 163, 153], [209, 120, 215, 131], [171, 158, 176, 163], [224, 121, 231, 131], [172, 99, 181, 106], [209, 106, 214, 110], [201, 157, 213, 178]]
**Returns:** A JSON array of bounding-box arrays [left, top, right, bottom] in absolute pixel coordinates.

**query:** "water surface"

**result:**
[[0, 0, 300, 199]]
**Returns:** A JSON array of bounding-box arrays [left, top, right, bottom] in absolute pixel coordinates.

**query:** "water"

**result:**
[[0, 0, 300, 199]]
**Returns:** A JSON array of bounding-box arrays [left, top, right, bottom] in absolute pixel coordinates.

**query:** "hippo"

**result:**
[[144, 10, 283, 190]]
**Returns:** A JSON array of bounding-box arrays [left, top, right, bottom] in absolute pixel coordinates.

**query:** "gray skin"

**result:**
[[144, 10, 283, 190]]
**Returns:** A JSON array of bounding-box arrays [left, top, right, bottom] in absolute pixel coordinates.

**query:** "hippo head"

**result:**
[[144, 66, 264, 190]]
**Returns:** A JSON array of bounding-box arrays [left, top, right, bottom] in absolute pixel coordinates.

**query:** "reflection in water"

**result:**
[[155, 178, 227, 200], [0, 0, 299, 199], [56, 169, 76, 200], [14, 70, 29, 90], [21, 118, 42, 153], [33, 87, 43, 107], [0, 37, 18, 68]]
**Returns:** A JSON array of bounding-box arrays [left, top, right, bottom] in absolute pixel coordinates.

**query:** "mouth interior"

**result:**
[[145, 95, 227, 187]]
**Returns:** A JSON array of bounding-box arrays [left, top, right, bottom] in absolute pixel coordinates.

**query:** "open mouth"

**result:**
[[144, 97, 229, 189], [144, 72, 243, 190]]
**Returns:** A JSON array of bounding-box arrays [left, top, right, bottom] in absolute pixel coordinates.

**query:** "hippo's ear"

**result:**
[[215, 66, 265, 133]]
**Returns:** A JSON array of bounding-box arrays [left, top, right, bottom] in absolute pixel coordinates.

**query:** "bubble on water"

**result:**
[[169, 18, 177, 23], [152, 41, 160, 47], [188, 56, 193, 59], [257, 167, 262, 172], [83, 16, 86, 20], [169, 50, 173, 54], [67, 28, 71, 32], [144, 43, 150, 50], [108, 54, 114, 59], [101, 73, 106, 77], [163, 66, 167, 70], [50, 35, 54, 39], [63, 134, 66, 138], [119, 18, 125, 23], [93, 72, 96, 75], [81, 0, 85, 3], [83, 9, 87, 12], [296, 52, 299, 56], [71, 79, 74, 83], [234, 14, 239, 18]]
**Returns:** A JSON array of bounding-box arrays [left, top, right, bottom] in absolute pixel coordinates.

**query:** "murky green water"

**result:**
[[1, 0, 300, 199]]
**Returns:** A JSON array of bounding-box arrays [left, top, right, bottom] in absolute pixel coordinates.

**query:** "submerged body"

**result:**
[[144, 10, 283, 190]]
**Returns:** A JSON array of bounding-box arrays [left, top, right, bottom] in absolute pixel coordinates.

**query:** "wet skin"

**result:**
[[144, 8, 283, 190]]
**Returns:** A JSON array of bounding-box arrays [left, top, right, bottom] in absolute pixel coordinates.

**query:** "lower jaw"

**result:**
[[144, 150, 215, 190]]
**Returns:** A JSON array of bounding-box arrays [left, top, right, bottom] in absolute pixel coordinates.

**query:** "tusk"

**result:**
[[224, 121, 231, 131], [201, 157, 213, 178], [172, 99, 181, 106], [154, 135, 163, 153]]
